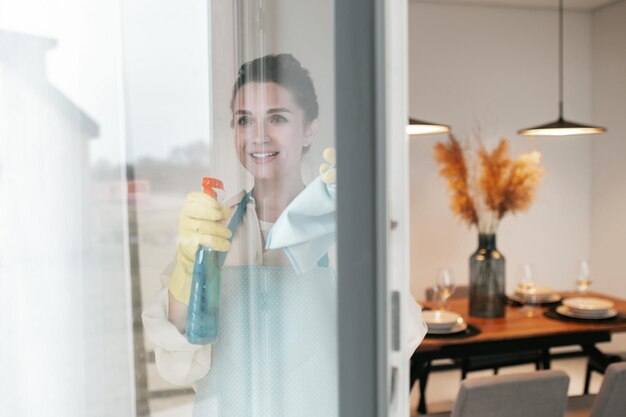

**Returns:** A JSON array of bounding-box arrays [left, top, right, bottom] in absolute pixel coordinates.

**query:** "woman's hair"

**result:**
[[230, 54, 319, 125]]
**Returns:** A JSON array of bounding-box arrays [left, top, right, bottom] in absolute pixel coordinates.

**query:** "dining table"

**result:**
[[410, 291, 626, 414]]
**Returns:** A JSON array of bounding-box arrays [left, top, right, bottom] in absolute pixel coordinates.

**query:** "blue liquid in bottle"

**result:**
[[186, 246, 221, 344], [186, 177, 224, 345]]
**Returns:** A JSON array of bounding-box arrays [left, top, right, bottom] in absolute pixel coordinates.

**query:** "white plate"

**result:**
[[508, 293, 562, 305], [423, 311, 461, 330], [427, 320, 468, 335], [515, 285, 556, 297], [563, 297, 614, 313], [562, 307, 614, 317], [556, 305, 617, 320]]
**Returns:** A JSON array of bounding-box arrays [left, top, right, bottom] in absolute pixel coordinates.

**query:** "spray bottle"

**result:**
[[186, 177, 225, 344]]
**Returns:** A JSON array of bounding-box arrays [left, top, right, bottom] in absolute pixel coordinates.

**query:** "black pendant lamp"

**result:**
[[406, 117, 450, 136], [519, 0, 606, 136]]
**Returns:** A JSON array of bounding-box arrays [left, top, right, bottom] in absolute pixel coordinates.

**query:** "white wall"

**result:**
[[408, 1, 594, 300], [591, 0, 626, 322]]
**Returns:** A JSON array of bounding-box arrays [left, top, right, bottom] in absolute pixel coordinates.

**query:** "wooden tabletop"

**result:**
[[417, 291, 626, 353]]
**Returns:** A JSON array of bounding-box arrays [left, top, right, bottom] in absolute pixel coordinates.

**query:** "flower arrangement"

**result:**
[[434, 135, 544, 234]]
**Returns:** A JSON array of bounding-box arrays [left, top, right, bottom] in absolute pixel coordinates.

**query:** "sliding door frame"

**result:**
[[336, 0, 389, 416]]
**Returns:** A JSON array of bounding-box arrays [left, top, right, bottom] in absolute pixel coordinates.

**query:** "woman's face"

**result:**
[[232, 82, 317, 181]]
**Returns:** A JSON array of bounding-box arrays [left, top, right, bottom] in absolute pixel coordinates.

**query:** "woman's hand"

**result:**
[[319, 147, 336, 185], [168, 192, 232, 331]]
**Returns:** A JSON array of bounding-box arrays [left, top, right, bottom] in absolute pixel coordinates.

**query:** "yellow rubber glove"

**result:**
[[319, 147, 337, 185], [168, 191, 232, 304]]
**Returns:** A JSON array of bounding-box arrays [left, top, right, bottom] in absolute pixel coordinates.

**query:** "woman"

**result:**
[[167, 54, 326, 329], [143, 53, 425, 417]]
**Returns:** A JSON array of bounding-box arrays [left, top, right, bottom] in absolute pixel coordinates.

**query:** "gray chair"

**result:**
[[424, 371, 569, 417], [583, 351, 626, 394], [567, 362, 626, 417], [444, 370, 570, 417]]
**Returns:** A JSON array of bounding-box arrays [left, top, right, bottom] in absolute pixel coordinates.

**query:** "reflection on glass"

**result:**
[[1, 14, 134, 416]]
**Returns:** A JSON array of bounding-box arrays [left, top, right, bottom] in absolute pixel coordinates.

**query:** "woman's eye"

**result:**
[[270, 114, 288, 124], [237, 116, 253, 127]]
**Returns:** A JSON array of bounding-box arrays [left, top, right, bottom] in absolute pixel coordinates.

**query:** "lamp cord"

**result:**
[[559, 0, 564, 119]]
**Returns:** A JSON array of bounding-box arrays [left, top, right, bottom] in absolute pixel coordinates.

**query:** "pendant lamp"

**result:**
[[407, 117, 450, 136], [518, 0, 606, 136]]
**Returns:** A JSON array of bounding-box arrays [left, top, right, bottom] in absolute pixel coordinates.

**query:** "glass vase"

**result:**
[[469, 233, 506, 318]]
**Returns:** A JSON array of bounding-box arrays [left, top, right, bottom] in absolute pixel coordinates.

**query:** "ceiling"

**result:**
[[412, 0, 621, 12]]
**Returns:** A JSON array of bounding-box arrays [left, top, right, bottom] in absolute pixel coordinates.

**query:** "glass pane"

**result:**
[[120, 1, 215, 414], [0, 1, 134, 416], [2, 1, 419, 416], [129, 0, 341, 416]]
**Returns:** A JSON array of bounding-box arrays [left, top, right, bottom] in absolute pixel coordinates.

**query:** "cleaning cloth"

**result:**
[[265, 177, 336, 274]]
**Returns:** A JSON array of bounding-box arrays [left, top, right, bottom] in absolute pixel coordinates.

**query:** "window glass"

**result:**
[[0, 1, 133, 415], [124, 0, 338, 416]]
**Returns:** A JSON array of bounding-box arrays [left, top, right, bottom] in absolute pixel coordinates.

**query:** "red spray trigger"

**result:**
[[202, 177, 224, 199]]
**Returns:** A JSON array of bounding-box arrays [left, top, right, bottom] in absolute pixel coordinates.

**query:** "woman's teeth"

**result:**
[[250, 152, 278, 159]]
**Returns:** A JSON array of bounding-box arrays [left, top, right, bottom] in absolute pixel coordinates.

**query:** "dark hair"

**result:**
[[230, 54, 319, 125]]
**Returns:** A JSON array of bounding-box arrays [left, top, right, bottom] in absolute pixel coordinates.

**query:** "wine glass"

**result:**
[[517, 263, 536, 295], [436, 268, 456, 311], [576, 260, 592, 293], [517, 262, 538, 316]]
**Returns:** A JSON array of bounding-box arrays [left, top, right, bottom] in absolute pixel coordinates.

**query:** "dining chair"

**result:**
[[421, 370, 570, 417], [452, 370, 569, 417], [567, 362, 626, 417], [583, 351, 625, 394]]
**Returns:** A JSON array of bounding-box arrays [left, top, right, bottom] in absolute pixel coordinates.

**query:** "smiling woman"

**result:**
[[232, 81, 318, 221], [231, 55, 319, 184], [143, 53, 341, 417], [229, 55, 321, 227], [232, 81, 317, 186]]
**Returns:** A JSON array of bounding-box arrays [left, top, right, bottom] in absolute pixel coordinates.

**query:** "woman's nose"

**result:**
[[252, 122, 269, 144]]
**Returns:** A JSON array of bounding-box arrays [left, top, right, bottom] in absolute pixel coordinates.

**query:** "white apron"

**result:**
[[193, 191, 338, 417]]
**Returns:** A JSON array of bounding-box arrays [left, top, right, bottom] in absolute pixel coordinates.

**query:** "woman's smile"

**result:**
[[249, 151, 280, 163], [232, 82, 316, 179]]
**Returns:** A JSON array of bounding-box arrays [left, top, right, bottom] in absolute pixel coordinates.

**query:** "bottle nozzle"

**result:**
[[202, 177, 224, 198]]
